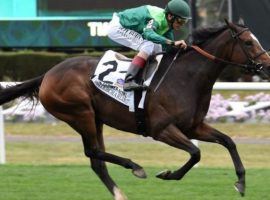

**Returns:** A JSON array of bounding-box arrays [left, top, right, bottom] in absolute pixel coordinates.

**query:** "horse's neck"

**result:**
[[155, 30, 231, 94], [185, 33, 231, 84], [167, 50, 226, 88]]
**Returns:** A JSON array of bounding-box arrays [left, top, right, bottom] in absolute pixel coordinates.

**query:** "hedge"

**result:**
[[0, 51, 98, 81]]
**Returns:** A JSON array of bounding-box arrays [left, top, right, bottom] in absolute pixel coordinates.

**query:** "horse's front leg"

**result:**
[[154, 124, 201, 180], [194, 122, 245, 196]]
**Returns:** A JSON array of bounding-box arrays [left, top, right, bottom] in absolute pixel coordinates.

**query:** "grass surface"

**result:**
[[2, 122, 270, 199], [0, 165, 269, 200]]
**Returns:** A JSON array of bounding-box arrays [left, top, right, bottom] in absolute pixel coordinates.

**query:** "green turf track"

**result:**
[[2, 122, 270, 199], [0, 165, 269, 200]]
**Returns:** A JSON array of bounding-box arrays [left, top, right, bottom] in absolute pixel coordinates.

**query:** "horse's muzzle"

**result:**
[[259, 65, 270, 80]]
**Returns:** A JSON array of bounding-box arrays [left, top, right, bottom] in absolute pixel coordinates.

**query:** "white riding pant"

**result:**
[[107, 13, 162, 56]]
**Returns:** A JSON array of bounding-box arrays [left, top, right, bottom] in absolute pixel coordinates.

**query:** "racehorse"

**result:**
[[0, 20, 269, 200]]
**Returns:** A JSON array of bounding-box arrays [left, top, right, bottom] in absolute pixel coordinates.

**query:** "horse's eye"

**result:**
[[244, 40, 253, 47]]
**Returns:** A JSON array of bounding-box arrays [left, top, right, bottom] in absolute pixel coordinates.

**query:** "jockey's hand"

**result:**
[[174, 40, 187, 49]]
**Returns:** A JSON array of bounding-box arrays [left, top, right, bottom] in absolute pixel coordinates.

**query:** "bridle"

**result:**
[[228, 26, 267, 73], [191, 24, 268, 75]]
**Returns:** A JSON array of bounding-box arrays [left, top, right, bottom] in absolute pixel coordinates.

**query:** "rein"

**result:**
[[190, 45, 260, 69]]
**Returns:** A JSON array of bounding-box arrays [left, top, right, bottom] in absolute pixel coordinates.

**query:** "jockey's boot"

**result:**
[[123, 56, 147, 91]]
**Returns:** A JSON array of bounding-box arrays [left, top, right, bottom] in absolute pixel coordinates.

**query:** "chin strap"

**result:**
[[166, 14, 177, 29], [168, 18, 175, 29]]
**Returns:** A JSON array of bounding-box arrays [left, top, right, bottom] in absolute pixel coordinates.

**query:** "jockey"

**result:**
[[107, 0, 191, 91]]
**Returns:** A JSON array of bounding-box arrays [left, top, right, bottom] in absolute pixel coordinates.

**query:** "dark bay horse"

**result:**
[[0, 21, 270, 199]]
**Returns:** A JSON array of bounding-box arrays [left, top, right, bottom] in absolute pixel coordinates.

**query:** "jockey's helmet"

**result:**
[[165, 0, 191, 20]]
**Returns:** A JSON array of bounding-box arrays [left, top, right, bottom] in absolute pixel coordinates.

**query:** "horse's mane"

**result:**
[[161, 24, 229, 57], [162, 23, 248, 57], [192, 23, 228, 45], [192, 23, 248, 45]]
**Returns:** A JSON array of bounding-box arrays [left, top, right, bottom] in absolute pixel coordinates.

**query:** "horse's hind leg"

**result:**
[[68, 109, 146, 179], [91, 158, 127, 200], [194, 123, 245, 196], [45, 108, 143, 199], [155, 124, 201, 180], [90, 121, 127, 200], [67, 112, 146, 200], [41, 95, 144, 199]]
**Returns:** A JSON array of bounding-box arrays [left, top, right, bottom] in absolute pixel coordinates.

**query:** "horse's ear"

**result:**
[[224, 18, 237, 33], [238, 17, 245, 25]]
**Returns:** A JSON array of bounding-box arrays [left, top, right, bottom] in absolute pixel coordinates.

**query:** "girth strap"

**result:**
[[134, 90, 147, 136]]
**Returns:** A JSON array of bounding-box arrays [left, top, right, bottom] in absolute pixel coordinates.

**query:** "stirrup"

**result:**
[[123, 81, 148, 91]]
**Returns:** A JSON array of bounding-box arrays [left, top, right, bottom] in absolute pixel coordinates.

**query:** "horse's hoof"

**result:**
[[132, 168, 147, 179], [234, 181, 245, 197], [156, 169, 171, 180], [113, 187, 128, 200]]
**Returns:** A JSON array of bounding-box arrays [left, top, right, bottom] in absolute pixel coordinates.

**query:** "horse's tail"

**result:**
[[0, 75, 45, 105]]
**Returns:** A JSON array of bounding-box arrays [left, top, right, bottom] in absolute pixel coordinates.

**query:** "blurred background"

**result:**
[[0, 0, 269, 82], [0, 1, 269, 199], [0, 0, 269, 123]]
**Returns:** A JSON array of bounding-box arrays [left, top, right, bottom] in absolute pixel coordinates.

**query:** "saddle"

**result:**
[[92, 50, 163, 135]]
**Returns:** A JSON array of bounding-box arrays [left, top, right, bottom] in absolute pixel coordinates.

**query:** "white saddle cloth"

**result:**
[[91, 50, 162, 111]]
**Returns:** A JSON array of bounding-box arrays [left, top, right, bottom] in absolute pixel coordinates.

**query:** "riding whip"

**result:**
[[154, 49, 181, 92]]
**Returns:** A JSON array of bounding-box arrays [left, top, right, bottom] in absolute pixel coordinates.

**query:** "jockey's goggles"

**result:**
[[175, 17, 189, 25]]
